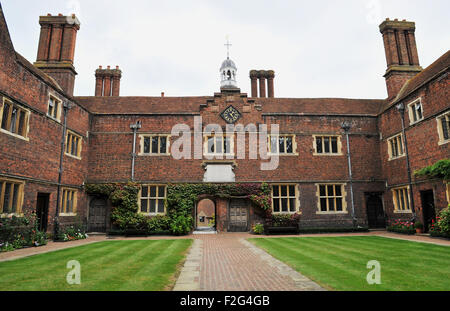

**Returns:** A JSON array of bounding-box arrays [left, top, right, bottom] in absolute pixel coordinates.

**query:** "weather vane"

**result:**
[[225, 35, 232, 59]]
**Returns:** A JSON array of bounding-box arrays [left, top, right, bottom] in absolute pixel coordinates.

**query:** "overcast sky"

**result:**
[[2, 0, 449, 98]]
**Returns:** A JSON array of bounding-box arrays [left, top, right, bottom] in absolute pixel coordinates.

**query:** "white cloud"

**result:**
[[2, 0, 449, 98]]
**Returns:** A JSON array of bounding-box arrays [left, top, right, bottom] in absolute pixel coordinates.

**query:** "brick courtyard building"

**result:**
[[0, 4, 449, 234]]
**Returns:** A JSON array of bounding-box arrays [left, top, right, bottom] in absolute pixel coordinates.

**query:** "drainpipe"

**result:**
[[396, 103, 416, 221], [54, 101, 71, 241], [130, 121, 142, 181], [341, 121, 356, 227]]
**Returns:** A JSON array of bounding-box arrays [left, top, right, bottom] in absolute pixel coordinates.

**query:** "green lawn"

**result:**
[[0, 239, 192, 291], [249, 236, 450, 291]]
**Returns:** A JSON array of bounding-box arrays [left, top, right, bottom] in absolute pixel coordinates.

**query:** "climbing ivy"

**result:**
[[85, 182, 271, 235], [414, 159, 450, 180]]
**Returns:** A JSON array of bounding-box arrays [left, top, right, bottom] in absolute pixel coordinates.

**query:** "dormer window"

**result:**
[[47, 95, 62, 121], [408, 98, 423, 124]]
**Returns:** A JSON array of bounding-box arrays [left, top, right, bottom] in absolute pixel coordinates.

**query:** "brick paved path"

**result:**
[[175, 233, 324, 291]]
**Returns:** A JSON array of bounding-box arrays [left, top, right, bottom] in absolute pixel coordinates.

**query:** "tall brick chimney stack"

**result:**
[[379, 18, 422, 100], [267, 70, 275, 98], [250, 70, 258, 98], [34, 13, 80, 96], [95, 65, 122, 96], [249, 70, 275, 98]]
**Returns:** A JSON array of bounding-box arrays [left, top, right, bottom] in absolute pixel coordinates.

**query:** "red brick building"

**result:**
[[0, 5, 448, 234]]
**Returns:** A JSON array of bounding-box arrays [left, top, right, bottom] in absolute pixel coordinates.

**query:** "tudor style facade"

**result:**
[[0, 4, 449, 233]]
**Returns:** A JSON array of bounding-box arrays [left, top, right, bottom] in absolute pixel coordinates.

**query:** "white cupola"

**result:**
[[220, 39, 238, 89]]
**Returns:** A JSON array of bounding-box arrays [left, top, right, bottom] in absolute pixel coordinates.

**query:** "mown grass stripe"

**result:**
[[0, 239, 192, 291], [249, 236, 450, 291]]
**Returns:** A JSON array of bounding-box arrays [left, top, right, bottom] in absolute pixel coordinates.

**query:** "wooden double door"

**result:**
[[228, 199, 249, 232]]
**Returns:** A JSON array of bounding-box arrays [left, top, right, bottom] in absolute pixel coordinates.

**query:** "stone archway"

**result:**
[[196, 198, 216, 230]]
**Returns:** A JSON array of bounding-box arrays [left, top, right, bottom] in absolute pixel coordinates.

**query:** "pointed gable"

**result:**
[[0, 3, 16, 58]]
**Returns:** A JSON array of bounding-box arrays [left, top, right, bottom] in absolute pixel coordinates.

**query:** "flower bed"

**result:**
[[264, 213, 300, 234], [56, 223, 88, 242], [0, 214, 48, 252], [387, 219, 415, 235]]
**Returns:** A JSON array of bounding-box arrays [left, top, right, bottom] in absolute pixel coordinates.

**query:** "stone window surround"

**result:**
[[60, 187, 78, 216], [0, 177, 25, 218], [407, 97, 424, 125], [267, 134, 298, 156], [436, 110, 450, 145], [0, 96, 30, 141], [270, 183, 300, 214], [138, 134, 171, 156], [387, 133, 405, 160], [138, 184, 167, 216], [392, 186, 412, 213], [65, 130, 82, 160], [47, 93, 62, 122], [312, 134, 343, 156], [315, 183, 348, 214]]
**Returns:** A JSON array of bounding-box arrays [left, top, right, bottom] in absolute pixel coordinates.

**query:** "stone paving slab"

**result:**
[[173, 239, 203, 291]]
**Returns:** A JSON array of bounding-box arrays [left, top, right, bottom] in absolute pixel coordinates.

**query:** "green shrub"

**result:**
[[437, 207, 450, 235], [0, 213, 48, 252], [414, 159, 450, 180], [252, 223, 264, 235]]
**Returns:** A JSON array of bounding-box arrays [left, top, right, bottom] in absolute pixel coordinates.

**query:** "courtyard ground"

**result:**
[[0, 231, 449, 291]]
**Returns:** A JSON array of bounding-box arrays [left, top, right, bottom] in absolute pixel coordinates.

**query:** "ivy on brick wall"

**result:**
[[85, 182, 271, 236], [414, 159, 450, 180]]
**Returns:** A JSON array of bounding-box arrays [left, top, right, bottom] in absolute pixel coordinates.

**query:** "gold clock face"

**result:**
[[220, 105, 242, 124]]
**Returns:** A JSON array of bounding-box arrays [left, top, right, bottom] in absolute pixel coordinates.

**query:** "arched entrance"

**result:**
[[196, 198, 216, 231]]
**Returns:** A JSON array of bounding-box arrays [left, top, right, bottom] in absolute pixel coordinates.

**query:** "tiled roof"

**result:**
[[15, 52, 64, 93], [256, 98, 383, 116], [381, 50, 450, 112], [75, 96, 208, 114], [75, 96, 384, 116]]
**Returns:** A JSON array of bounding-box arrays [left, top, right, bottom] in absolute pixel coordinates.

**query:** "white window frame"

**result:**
[[271, 184, 300, 214], [138, 184, 167, 215], [0, 178, 25, 218], [0, 97, 30, 141], [407, 98, 424, 125], [139, 134, 171, 156], [313, 135, 343, 156], [268, 134, 297, 155], [392, 186, 412, 213], [316, 183, 348, 214], [436, 111, 450, 145], [387, 133, 405, 160]]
